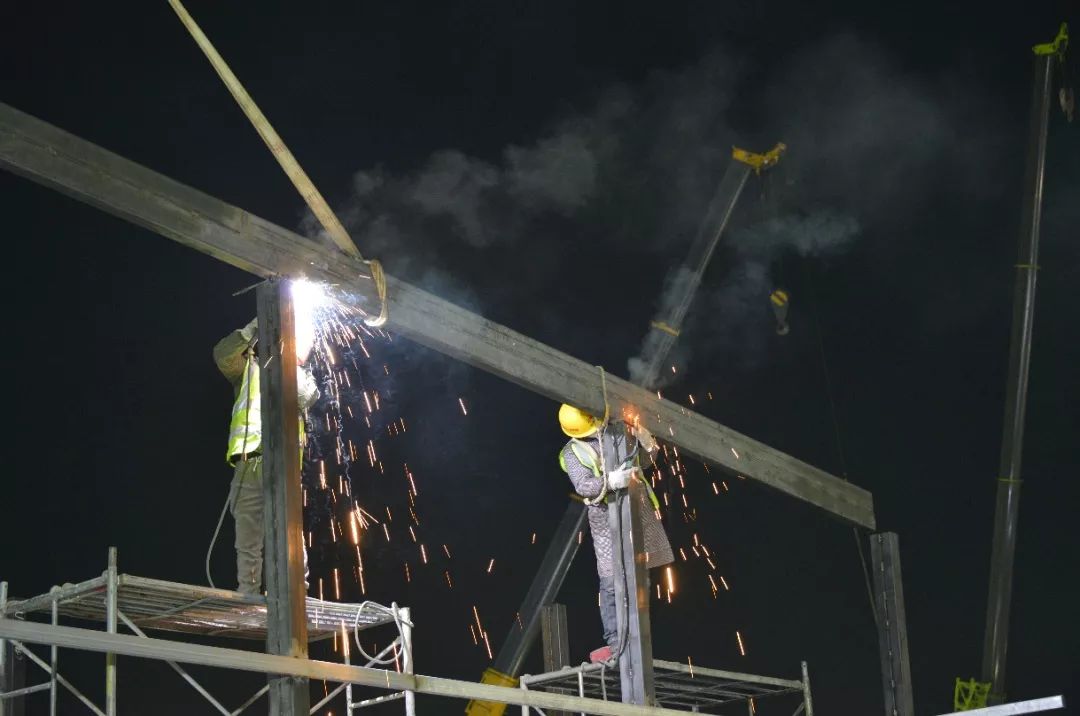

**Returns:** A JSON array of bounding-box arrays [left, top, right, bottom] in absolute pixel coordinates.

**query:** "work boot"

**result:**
[[589, 645, 614, 664]]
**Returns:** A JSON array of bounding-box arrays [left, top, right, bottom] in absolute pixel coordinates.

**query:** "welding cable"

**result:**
[[349, 600, 413, 666]]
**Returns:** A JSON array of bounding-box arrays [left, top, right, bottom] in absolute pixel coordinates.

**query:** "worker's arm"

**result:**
[[561, 444, 604, 499], [213, 317, 258, 384]]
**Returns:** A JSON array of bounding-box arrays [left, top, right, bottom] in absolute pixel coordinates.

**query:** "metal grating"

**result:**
[[3, 573, 397, 641], [521, 659, 805, 712]]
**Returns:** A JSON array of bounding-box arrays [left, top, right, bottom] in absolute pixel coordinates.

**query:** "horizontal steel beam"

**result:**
[[936, 696, 1064, 716], [0, 620, 699, 716], [0, 102, 874, 528]]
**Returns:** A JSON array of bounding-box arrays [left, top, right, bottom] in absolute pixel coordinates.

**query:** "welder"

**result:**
[[214, 317, 320, 595], [557, 404, 674, 663]]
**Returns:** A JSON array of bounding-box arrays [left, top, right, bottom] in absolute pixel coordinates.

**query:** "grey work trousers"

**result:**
[[229, 456, 308, 595]]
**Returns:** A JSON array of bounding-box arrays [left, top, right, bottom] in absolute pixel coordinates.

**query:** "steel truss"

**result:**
[[0, 549, 414, 716], [519, 659, 813, 715]]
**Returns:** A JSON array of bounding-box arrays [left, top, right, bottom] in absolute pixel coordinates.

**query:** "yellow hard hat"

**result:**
[[558, 404, 602, 438]]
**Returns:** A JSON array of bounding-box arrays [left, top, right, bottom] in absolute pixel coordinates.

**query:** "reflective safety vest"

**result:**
[[226, 355, 306, 462], [558, 437, 661, 511]]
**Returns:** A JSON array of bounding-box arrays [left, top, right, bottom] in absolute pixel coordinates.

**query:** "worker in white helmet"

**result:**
[[214, 317, 320, 595], [557, 404, 673, 663]]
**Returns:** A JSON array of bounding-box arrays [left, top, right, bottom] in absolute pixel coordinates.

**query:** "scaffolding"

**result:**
[[519, 659, 813, 715], [0, 549, 415, 715]]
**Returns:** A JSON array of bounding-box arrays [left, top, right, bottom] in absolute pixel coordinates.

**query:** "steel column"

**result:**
[[540, 605, 571, 716], [49, 590, 57, 716], [104, 548, 117, 716], [0, 582, 26, 716], [401, 607, 416, 716], [491, 502, 587, 678], [608, 478, 655, 705], [980, 51, 1054, 703], [257, 279, 310, 715], [801, 661, 814, 716], [870, 534, 913, 716]]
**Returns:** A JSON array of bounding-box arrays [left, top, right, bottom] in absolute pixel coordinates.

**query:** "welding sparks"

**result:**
[[736, 631, 747, 656], [486, 559, 495, 574], [458, 397, 468, 416], [665, 566, 676, 595]]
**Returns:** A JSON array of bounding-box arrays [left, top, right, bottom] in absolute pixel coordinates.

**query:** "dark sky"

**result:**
[[2, 2, 1078, 715]]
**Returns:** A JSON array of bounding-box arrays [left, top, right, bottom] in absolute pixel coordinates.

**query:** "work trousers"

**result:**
[[229, 456, 308, 595], [598, 572, 652, 649]]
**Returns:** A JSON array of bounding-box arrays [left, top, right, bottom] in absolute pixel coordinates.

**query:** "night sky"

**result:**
[[3, 2, 1078, 715]]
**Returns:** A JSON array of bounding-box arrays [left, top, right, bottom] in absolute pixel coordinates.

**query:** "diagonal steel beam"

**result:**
[[0, 102, 874, 529]]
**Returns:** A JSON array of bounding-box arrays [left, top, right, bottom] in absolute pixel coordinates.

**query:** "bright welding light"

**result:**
[[289, 279, 332, 363]]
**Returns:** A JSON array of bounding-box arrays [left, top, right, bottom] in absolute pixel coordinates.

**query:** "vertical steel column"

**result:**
[[401, 607, 415, 716], [981, 51, 1054, 704], [871, 534, 914, 716], [0, 581, 20, 716], [540, 605, 571, 716], [539, 605, 570, 673], [50, 589, 58, 716], [105, 547, 117, 716], [799, 660, 812, 716], [608, 478, 655, 705], [257, 279, 310, 716], [490, 502, 587, 678]]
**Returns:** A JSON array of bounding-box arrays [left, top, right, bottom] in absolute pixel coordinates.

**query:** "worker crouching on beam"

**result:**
[[557, 405, 674, 663], [214, 316, 320, 595]]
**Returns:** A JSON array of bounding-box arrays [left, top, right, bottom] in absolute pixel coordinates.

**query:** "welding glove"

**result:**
[[606, 466, 641, 491], [633, 425, 658, 454]]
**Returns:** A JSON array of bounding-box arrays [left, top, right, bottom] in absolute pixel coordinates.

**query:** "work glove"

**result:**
[[606, 466, 642, 491], [633, 424, 658, 454]]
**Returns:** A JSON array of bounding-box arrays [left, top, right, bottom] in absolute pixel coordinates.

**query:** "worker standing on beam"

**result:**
[[214, 316, 320, 595], [557, 405, 673, 663]]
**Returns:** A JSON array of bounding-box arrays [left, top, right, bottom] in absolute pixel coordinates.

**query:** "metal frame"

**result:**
[[519, 658, 814, 714], [2, 618, 773, 716], [0, 101, 875, 530], [0, 550, 413, 716]]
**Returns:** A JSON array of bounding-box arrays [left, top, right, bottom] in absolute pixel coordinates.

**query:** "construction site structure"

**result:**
[[0, 11, 1069, 716]]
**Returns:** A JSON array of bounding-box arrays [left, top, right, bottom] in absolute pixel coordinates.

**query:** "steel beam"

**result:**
[[870, 533, 913, 716], [0, 620, 708, 716], [257, 280, 310, 715], [0, 102, 874, 529], [980, 52, 1054, 703], [936, 696, 1065, 716], [608, 477, 655, 705], [492, 502, 586, 677]]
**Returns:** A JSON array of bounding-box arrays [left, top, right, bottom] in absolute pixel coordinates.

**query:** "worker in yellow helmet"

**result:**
[[557, 404, 673, 663], [214, 316, 320, 595]]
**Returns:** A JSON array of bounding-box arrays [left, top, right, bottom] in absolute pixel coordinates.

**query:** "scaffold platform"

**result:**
[[3, 573, 395, 641], [520, 659, 812, 715]]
